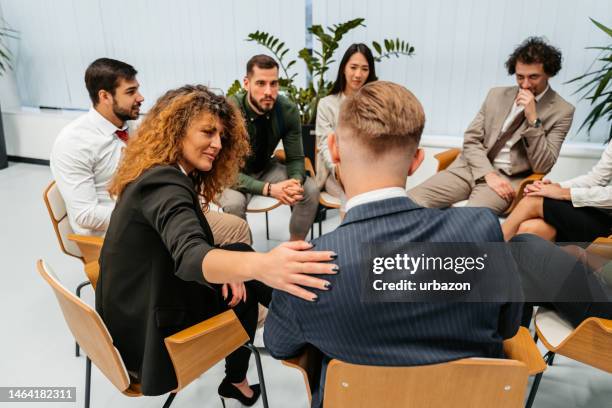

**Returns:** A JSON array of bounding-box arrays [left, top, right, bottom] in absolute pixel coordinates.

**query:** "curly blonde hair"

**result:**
[[108, 85, 250, 203]]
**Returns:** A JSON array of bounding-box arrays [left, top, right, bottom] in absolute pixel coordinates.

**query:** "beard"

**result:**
[[249, 93, 275, 113], [113, 101, 140, 122]]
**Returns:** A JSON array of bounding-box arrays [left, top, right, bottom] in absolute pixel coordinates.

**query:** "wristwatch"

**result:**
[[530, 118, 542, 128]]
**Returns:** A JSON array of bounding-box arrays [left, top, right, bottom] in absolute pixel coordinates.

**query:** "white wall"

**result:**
[[0, 0, 307, 111], [313, 0, 612, 143], [0, 0, 608, 179]]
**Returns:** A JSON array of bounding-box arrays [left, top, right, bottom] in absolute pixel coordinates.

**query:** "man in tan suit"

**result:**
[[409, 37, 575, 215]]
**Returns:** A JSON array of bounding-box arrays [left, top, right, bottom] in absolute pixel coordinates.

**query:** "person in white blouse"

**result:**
[[315, 44, 378, 203], [50, 58, 252, 245], [502, 138, 612, 241]]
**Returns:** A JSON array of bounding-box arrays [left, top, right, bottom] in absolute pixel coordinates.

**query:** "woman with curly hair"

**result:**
[[97, 85, 336, 405]]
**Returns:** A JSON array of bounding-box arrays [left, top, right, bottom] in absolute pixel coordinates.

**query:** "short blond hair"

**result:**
[[338, 81, 425, 154]]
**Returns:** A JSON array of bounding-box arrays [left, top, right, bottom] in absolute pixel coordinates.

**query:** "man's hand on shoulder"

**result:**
[[484, 172, 515, 202], [270, 179, 304, 205]]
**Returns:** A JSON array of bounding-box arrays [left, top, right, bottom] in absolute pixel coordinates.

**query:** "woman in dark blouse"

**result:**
[[97, 85, 336, 404]]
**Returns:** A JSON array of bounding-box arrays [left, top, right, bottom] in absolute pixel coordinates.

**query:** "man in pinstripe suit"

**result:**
[[264, 81, 522, 407]]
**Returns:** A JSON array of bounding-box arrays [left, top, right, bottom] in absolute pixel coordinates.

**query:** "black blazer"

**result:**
[[96, 165, 220, 395], [264, 197, 522, 407]]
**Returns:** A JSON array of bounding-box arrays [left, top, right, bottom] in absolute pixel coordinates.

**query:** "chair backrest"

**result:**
[[43, 181, 82, 259], [323, 358, 528, 408], [36, 259, 132, 393], [536, 308, 612, 373]]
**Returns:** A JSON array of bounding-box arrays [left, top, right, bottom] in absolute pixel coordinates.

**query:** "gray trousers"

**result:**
[[407, 168, 523, 215], [219, 161, 320, 239]]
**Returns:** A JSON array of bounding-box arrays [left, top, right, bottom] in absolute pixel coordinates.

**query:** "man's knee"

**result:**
[[230, 216, 253, 245], [301, 177, 320, 205], [219, 190, 248, 219], [407, 185, 431, 207], [467, 190, 510, 215], [407, 170, 465, 208]]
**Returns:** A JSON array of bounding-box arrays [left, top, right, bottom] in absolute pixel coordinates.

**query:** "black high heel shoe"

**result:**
[[218, 377, 261, 407]]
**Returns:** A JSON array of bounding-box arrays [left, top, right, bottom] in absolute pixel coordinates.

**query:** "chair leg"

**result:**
[[76, 280, 91, 297], [546, 351, 556, 366], [162, 392, 176, 408], [84, 357, 91, 408], [265, 212, 270, 240], [525, 371, 543, 408], [243, 343, 269, 408], [75, 280, 91, 357]]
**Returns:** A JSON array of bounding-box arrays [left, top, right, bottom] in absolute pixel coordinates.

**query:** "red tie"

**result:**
[[115, 129, 129, 143]]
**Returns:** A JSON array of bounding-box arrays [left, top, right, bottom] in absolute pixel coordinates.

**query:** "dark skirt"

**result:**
[[543, 197, 612, 242]]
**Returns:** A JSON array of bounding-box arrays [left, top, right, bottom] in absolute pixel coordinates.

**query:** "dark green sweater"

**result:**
[[229, 92, 305, 194]]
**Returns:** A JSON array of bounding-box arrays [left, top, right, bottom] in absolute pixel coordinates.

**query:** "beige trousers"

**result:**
[[204, 210, 252, 246], [407, 168, 523, 215]]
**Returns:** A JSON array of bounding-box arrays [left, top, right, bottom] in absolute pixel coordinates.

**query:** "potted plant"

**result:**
[[0, 19, 17, 169], [566, 18, 612, 143], [228, 18, 415, 162]]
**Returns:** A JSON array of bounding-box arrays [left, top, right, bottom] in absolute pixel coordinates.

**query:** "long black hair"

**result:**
[[329, 43, 378, 95]]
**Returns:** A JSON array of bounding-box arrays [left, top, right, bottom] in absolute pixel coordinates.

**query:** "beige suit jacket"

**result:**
[[449, 86, 575, 181]]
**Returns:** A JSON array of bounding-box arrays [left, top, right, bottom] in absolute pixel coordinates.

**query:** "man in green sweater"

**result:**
[[220, 55, 319, 241]]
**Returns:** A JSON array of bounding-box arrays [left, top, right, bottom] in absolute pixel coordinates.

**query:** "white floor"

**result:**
[[1, 162, 611, 408]]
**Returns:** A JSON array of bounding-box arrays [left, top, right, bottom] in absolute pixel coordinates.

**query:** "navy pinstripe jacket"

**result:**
[[264, 197, 522, 407]]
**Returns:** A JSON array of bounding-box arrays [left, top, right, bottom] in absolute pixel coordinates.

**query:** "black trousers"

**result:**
[[219, 243, 273, 383], [510, 234, 612, 328], [543, 198, 612, 242]]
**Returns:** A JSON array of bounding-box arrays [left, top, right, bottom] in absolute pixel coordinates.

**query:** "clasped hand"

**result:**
[[524, 179, 570, 200], [270, 179, 304, 205]]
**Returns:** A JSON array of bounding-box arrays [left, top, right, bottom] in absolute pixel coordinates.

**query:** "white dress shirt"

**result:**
[[560, 141, 612, 209], [345, 187, 408, 212], [50, 108, 128, 236], [493, 86, 549, 175]]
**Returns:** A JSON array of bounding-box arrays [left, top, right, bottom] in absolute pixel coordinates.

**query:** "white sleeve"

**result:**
[[560, 142, 612, 209], [50, 139, 113, 233], [568, 186, 612, 209], [560, 142, 612, 189], [315, 97, 336, 171]]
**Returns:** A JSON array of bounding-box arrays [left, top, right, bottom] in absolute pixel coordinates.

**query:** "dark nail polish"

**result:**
[[330, 253, 338, 260], [332, 266, 340, 273]]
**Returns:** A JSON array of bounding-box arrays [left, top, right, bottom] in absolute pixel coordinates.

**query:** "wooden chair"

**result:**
[[531, 235, 612, 405], [284, 327, 546, 408], [43, 181, 104, 287], [37, 259, 268, 408], [434, 148, 544, 215], [585, 235, 612, 259], [309, 145, 342, 239], [43, 181, 104, 356], [312, 191, 341, 238]]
